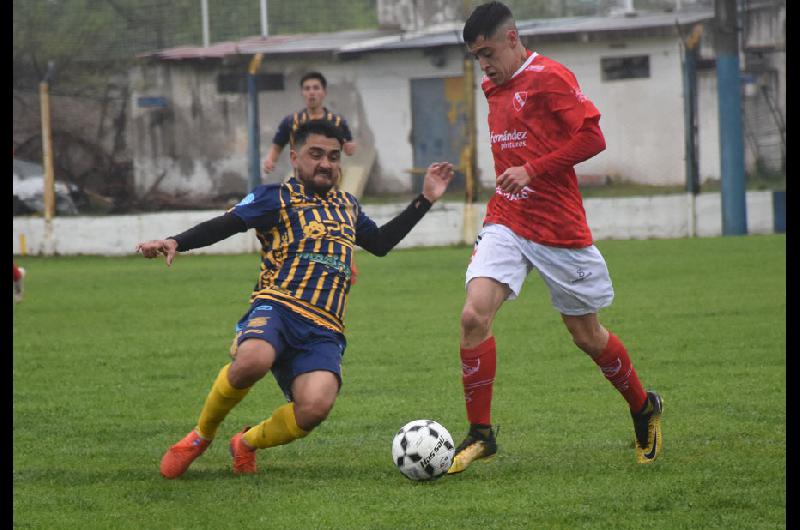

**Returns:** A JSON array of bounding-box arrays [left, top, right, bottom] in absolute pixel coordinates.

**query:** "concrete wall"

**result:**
[[520, 37, 723, 187], [130, 34, 726, 199], [130, 48, 469, 198], [130, 17, 785, 196], [12, 191, 780, 257]]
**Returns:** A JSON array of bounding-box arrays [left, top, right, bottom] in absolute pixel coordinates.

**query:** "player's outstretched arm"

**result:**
[[136, 213, 248, 267], [356, 161, 454, 257]]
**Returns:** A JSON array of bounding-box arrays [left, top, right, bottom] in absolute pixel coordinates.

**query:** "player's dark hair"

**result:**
[[463, 1, 515, 45], [293, 119, 344, 149], [300, 71, 327, 90]]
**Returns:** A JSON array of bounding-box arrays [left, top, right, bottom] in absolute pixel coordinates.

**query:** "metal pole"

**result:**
[[683, 24, 701, 196], [247, 53, 264, 192], [462, 0, 479, 245], [463, 56, 477, 205], [260, 0, 269, 38], [201, 0, 210, 47], [682, 24, 702, 237], [715, 0, 747, 235], [40, 61, 56, 256], [40, 83, 55, 222]]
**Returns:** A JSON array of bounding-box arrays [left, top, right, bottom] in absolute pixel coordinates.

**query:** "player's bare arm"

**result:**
[[263, 144, 284, 174]]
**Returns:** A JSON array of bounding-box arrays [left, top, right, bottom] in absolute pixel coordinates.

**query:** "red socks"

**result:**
[[593, 332, 647, 412], [460, 333, 646, 423], [460, 336, 497, 426]]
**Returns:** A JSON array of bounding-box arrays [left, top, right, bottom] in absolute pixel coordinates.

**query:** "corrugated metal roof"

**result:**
[[517, 9, 714, 36], [139, 29, 396, 61], [140, 9, 714, 61], [339, 9, 714, 54]]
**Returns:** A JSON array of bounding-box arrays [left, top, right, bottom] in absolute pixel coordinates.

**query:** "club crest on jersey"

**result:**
[[303, 220, 327, 239], [512, 91, 527, 112]]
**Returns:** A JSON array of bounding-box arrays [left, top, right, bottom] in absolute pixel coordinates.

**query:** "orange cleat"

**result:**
[[230, 427, 257, 474], [159, 429, 211, 479]]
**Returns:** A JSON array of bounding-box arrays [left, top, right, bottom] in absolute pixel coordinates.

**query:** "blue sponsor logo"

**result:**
[[254, 305, 273, 311], [236, 192, 255, 206]]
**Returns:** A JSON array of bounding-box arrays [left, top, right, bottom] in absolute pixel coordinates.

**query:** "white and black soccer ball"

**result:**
[[391, 419, 455, 481]]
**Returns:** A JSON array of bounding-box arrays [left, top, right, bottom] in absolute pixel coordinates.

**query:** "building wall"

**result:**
[[513, 36, 720, 187], [130, 48, 470, 198], [130, 33, 740, 198]]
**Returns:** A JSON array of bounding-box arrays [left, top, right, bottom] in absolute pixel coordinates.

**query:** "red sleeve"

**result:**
[[523, 66, 604, 177], [524, 116, 605, 177]]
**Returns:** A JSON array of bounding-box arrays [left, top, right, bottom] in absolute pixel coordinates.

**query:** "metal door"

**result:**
[[410, 77, 467, 192]]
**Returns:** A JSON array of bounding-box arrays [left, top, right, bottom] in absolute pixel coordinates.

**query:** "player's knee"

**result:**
[[460, 306, 491, 336], [229, 340, 273, 387], [294, 397, 334, 431], [569, 329, 605, 358]]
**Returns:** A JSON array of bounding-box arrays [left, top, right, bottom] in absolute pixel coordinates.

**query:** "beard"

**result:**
[[298, 171, 336, 195]]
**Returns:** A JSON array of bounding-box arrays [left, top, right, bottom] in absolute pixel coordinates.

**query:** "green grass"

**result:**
[[13, 235, 785, 529]]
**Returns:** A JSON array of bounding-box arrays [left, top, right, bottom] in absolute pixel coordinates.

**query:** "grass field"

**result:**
[[13, 235, 785, 529]]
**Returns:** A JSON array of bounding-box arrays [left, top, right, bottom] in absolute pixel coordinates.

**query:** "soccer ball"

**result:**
[[391, 419, 455, 481]]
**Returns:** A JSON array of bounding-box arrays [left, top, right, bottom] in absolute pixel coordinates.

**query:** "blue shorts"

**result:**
[[230, 301, 346, 401]]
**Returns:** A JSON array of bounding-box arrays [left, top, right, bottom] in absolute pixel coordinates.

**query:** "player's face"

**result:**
[[291, 133, 342, 195], [301, 79, 326, 110], [467, 28, 521, 85]]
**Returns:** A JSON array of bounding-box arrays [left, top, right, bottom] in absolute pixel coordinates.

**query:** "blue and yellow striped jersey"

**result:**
[[230, 178, 378, 333], [271, 107, 354, 148]]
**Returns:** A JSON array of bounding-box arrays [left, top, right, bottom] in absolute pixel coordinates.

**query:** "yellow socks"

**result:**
[[195, 364, 251, 440], [243, 402, 309, 449], [193, 364, 309, 449]]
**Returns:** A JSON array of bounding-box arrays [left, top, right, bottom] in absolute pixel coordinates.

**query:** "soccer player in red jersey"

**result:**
[[13, 262, 25, 303], [448, 1, 663, 474]]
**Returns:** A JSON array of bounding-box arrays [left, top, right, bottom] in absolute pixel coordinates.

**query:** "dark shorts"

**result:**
[[230, 301, 346, 401]]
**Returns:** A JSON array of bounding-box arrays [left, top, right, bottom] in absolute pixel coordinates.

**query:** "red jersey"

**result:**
[[482, 51, 604, 248]]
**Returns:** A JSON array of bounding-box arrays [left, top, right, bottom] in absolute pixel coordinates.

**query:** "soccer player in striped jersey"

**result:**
[[137, 120, 453, 478], [262, 71, 361, 286], [262, 71, 356, 176], [447, 1, 662, 474]]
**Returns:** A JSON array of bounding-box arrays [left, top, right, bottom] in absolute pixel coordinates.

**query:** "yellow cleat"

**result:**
[[447, 425, 498, 475], [632, 391, 663, 464]]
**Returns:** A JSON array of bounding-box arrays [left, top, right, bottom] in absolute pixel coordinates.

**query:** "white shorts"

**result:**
[[465, 223, 614, 315]]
